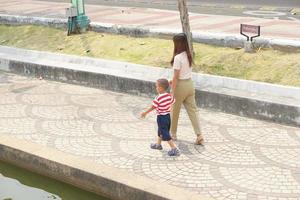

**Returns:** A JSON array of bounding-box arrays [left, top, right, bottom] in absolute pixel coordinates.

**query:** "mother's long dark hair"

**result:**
[[170, 33, 192, 67]]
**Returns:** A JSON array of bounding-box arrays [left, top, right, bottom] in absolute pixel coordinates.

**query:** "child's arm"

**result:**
[[141, 105, 155, 118]]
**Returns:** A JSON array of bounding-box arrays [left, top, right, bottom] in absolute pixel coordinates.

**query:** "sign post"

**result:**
[[66, 0, 90, 35], [240, 24, 260, 52]]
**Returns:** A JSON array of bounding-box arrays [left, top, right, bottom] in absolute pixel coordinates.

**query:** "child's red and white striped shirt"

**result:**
[[152, 93, 175, 115]]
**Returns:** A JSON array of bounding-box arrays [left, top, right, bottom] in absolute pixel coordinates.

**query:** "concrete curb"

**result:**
[[0, 46, 299, 126], [0, 135, 207, 200], [0, 14, 67, 29], [1, 14, 300, 51]]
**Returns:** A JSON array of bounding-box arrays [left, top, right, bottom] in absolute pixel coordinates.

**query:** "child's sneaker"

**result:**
[[150, 143, 163, 150], [168, 148, 180, 156]]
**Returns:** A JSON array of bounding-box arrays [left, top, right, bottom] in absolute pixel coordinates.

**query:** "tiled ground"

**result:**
[[0, 71, 300, 200]]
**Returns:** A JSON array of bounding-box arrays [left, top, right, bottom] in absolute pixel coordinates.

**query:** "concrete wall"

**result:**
[[0, 46, 299, 126]]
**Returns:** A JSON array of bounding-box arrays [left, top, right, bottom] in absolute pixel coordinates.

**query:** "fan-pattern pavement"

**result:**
[[0, 71, 300, 200]]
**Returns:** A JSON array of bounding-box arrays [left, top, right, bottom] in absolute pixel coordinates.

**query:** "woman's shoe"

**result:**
[[195, 135, 204, 145]]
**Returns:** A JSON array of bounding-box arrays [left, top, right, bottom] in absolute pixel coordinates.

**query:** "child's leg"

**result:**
[[167, 139, 180, 156], [159, 114, 177, 149], [167, 139, 176, 149], [151, 136, 163, 150], [151, 115, 163, 150], [157, 136, 162, 145]]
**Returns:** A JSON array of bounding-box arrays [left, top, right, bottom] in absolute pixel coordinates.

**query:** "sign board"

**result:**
[[66, 6, 77, 17], [240, 24, 260, 41]]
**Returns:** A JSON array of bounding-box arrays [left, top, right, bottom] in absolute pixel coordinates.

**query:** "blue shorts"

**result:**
[[157, 114, 172, 141]]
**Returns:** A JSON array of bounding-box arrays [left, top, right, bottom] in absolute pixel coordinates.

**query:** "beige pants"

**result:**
[[171, 79, 202, 137]]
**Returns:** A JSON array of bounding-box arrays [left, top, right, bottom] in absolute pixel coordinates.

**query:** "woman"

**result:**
[[170, 33, 204, 145]]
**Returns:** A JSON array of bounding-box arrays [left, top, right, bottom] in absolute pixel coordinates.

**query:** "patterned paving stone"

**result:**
[[12, 133, 53, 146], [142, 162, 222, 187], [70, 95, 119, 108], [54, 136, 117, 157], [256, 196, 300, 200], [83, 107, 138, 122], [100, 121, 156, 139], [21, 93, 68, 105], [189, 143, 266, 166], [31, 105, 80, 119], [206, 190, 248, 200], [1, 71, 300, 200], [0, 93, 18, 104], [0, 118, 37, 134], [42, 120, 97, 136], [201, 110, 268, 128], [259, 147, 300, 168], [219, 167, 300, 195], [201, 124, 230, 143], [294, 131, 300, 142], [117, 95, 151, 109], [0, 104, 27, 118], [95, 156, 137, 172], [0, 85, 10, 94], [58, 84, 104, 95], [226, 127, 300, 147]]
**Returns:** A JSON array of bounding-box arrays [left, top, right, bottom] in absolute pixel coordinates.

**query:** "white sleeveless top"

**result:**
[[172, 51, 192, 80]]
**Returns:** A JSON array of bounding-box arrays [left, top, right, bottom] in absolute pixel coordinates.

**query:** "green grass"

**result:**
[[1, 24, 300, 87]]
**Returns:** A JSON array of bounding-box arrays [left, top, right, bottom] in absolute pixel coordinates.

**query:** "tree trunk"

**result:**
[[178, 0, 194, 59]]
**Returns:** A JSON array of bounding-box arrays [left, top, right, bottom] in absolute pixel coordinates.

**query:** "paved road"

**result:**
[[2, 0, 300, 40], [39, 0, 300, 7], [188, 0, 300, 7], [39, 0, 300, 20], [1, 71, 300, 200]]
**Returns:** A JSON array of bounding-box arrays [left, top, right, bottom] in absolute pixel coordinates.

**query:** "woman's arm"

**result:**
[[171, 69, 180, 94]]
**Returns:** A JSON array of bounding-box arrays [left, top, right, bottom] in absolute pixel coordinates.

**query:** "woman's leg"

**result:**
[[183, 81, 204, 145], [183, 94, 202, 136], [170, 99, 182, 140], [170, 80, 188, 140]]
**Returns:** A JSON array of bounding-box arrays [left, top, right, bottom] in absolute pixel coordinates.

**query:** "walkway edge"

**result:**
[[1, 14, 300, 51], [0, 135, 208, 200], [0, 46, 299, 126]]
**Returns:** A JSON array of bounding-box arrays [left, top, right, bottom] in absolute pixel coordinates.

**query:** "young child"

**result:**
[[141, 78, 180, 156]]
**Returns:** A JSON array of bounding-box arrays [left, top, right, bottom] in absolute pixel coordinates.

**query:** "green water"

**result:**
[[0, 161, 111, 200]]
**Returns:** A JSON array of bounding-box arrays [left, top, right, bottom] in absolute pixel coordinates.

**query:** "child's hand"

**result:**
[[169, 80, 172, 86], [141, 112, 147, 118]]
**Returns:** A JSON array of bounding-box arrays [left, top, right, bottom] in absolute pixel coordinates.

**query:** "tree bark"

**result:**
[[178, 0, 194, 59]]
